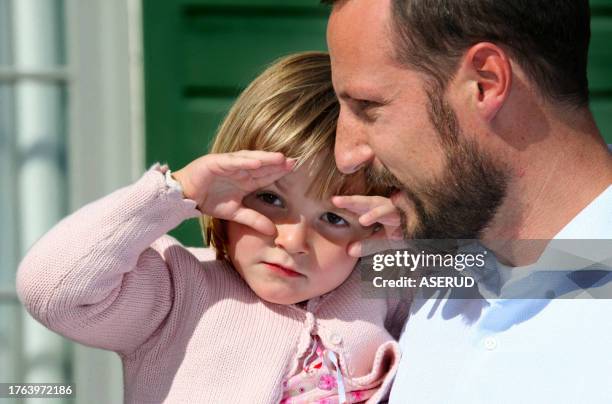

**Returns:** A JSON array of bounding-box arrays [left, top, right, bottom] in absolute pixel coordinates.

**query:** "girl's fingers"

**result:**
[[231, 150, 287, 164], [347, 239, 365, 258], [245, 167, 293, 190], [229, 207, 277, 236], [359, 203, 401, 227], [333, 195, 400, 227], [235, 161, 296, 180], [215, 154, 261, 170], [347, 233, 408, 258], [218, 151, 292, 174], [347, 233, 388, 258], [333, 195, 404, 257], [216, 154, 295, 177], [228, 162, 295, 190], [332, 195, 382, 213]]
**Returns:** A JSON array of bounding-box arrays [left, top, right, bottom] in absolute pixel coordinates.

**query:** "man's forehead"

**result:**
[[327, 0, 392, 51], [327, 0, 397, 89]]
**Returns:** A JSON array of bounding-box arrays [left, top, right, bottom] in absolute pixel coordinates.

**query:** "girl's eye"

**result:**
[[322, 212, 349, 227], [256, 192, 284, 208]]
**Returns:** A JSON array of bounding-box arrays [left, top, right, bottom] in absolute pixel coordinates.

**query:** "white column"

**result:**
[[13, 0, 69, 397], [65, 0, 145, 402]]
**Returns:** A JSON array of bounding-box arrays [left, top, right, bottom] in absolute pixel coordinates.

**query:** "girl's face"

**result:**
[[226, 160, 374, 305]]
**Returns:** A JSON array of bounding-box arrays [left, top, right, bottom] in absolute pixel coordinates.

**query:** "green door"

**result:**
[[143, 0, 612, 246], [143, 0, 329, 245]]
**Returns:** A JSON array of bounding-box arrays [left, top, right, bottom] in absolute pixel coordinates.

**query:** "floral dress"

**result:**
[[280, 336, 382, 404]]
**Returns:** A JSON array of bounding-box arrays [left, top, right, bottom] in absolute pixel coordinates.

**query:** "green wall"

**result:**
[[143, 0, 612, 246]]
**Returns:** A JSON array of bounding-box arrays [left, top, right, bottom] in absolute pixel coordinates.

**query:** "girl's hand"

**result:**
[[173, 151, 295, 235], [331, 195, 403, 257]]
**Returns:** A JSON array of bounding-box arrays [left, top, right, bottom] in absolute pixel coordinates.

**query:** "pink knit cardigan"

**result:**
[[17, 165, 409, 403]]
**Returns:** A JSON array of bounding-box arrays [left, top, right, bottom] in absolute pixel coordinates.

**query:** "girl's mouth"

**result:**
[[262, 262, 303, 278]]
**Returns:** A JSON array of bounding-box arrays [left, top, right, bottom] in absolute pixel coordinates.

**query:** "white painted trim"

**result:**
[[66, 0, 145, 209], [0, 67, 69, 81], [64, 0, 145, 402], [0, 289, 18, 301], [127, 0, 146, 180]]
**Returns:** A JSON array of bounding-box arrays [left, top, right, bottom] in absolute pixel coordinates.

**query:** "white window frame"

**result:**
[[0, 0, 143, 401], [1, 0, 72, 393], [1, 0, 143, 401]]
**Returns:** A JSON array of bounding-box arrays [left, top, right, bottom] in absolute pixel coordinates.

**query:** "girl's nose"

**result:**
[[274, 220, 309, 255]]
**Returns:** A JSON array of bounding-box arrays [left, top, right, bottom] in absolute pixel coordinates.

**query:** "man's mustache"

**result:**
[[364, 165, 403, 195]]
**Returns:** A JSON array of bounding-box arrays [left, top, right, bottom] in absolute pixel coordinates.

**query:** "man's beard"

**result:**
[[366, 85, 509, 240]]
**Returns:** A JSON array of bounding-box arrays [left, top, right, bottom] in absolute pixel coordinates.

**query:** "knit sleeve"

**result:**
[[16, 164, 202, 355]]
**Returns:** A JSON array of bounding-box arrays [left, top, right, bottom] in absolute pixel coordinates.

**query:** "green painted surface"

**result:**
[[590, 13, 612, 142], [144, 0, 612, 246], [143, 0, 329, 245]]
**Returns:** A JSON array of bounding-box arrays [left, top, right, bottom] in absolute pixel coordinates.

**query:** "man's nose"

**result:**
[[334, 109, 375, 174], [274, 220, 309, 255]]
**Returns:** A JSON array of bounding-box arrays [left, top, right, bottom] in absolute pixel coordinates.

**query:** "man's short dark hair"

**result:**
[[324, 0, 591, 108]]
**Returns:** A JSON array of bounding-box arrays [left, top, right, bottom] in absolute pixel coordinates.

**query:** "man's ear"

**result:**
[[458, 42, 512, 122]]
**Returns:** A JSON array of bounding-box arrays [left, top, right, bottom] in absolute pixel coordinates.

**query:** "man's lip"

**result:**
[[262, 262, 303, 277]]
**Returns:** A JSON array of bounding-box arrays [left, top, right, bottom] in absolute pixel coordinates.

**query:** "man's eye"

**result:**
[[322, 212, 349, 227], [357, 99, 375, 110], [256, 192, 284, 207], [353, 99, 380, 122]]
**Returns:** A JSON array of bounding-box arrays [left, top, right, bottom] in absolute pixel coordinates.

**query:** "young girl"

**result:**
[[17, 52, 408, 404]]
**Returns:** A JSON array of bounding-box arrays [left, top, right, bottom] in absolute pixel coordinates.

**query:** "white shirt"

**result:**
[[390, 184, 612, 404]]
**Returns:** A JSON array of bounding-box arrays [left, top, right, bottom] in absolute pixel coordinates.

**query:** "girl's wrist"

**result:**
[[171, 168, 204, 208], [164, 168, 185, 196]]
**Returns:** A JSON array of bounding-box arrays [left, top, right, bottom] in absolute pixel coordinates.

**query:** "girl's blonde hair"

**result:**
[[201, 51, 389, 259]]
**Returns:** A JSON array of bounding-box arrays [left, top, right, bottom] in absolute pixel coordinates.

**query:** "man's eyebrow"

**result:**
[[337, 89, 388, 105], [336, 90, 353, 101]]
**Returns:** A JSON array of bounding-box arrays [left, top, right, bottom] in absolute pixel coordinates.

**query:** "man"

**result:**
[[325, 0, 612, 402]]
